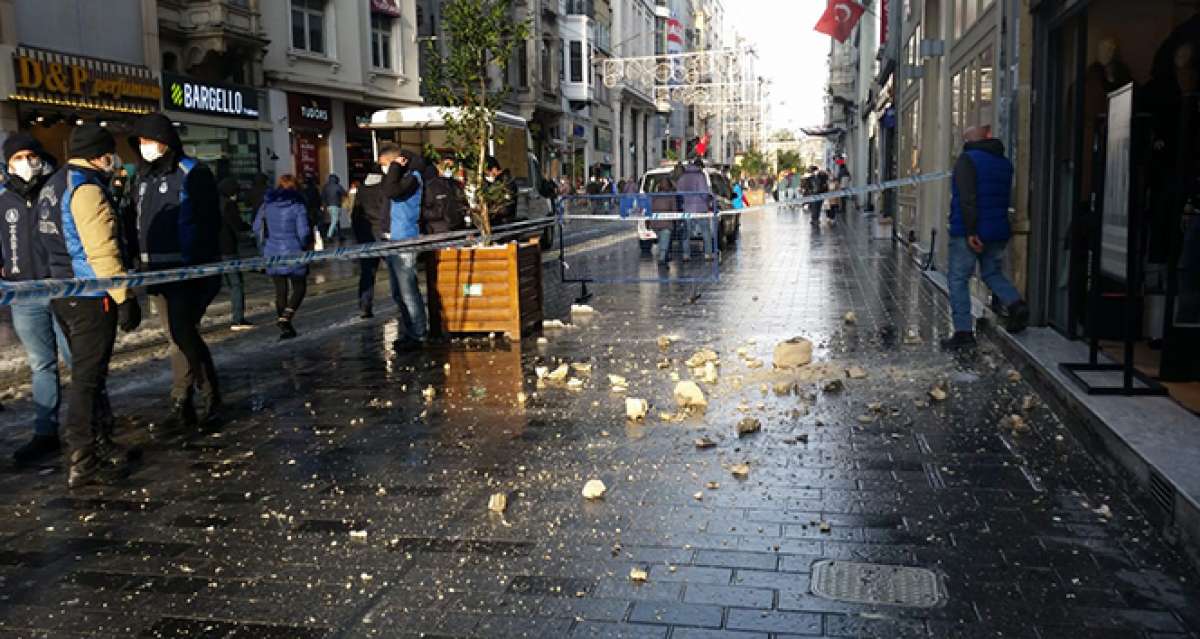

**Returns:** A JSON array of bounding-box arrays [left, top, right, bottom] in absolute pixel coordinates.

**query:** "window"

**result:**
[[517, 42, 529, 89], [569, 41, 583, 82], [291, 0, 326, 54], [541, 39, 553, 89], [371, 14, 393, 69]]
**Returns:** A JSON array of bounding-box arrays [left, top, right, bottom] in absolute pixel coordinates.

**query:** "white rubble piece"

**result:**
[[626, 398, 649, 421], [673, 381, 708, 410], [582, 479, 607, 499], [773, 337, 814, 369]]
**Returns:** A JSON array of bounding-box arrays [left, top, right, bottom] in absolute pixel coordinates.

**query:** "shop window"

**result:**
[[371, 14, 394, 70], [291, 0, 326, 55], [570, 41, 583, 83]]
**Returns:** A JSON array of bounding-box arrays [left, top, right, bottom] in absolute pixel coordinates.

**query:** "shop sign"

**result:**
[[11, 46, 161, 113], [287, 93, 333, 131], [371, 0, 402, 17], [296, 134, 320, 179], [163, 73, 259, 120]]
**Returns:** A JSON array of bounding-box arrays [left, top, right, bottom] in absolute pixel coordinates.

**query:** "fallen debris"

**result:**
[[488, 493, 508, 513], [543, 319, 569, 329], [422, 386, 436, 402], [1002, 414, 1030, 434], [1007, 369, 1022, 383], [844, 311, 858, 325], [929, 385, 948, 402], [626, 398, 649, 421], [571, 304, 595, 315], [736, 418, 762, 437], [694, 436, 717, 449], [823, 379, 844, 394], [730, 463, 750, 478], [657, 335, 672, 350], [673, 381, 708, 410], [629, 566, 649, 582], [773, 381, 795, 396], [846, 366, 868, 379], [773, 337, 814, 369], [582, 479, 607, 500], [547, 364, 570, 381]]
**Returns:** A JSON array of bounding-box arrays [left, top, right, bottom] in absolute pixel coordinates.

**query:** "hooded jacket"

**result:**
[[253, 188, 310, 277], [676, 163, 710, 215], [35, 160, 132, 303], [0, 153, 56, 281], [218, 176, 249, 258], [321, 175, 346, 207], [129, 114, 221, 271], [950, 138, 1014, 241]]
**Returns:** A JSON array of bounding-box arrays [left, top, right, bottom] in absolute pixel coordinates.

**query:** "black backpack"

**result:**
[[422, 176, 468, 233]]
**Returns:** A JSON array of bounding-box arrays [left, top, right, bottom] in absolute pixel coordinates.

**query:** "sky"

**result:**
[[729, 0, 833, 133]]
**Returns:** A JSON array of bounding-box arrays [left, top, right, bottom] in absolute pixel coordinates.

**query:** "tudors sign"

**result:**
[[163, 73, 259, 119], [287, 92, 333, 131]]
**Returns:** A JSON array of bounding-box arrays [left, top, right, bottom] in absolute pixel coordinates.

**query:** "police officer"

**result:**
[[36, 124, 142, 487], [0, 133, 69, 463], [129, 113, 222, 431]]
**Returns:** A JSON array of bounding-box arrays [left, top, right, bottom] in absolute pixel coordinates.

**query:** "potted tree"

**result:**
[[422, 0, 541, 340]]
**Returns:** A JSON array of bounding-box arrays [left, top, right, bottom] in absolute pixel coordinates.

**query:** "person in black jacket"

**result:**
[[129, 113, 223, 431], [218, 177, 252, 330], [1, 133, 71, 463], [421, 156, 468, 235], [352, 142, 424, 321]]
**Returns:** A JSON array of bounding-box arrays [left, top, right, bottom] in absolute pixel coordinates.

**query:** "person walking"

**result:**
[[218, 177, 252, 331], [130, 113, 223, 429], [36, 124, 141, 487], [1, 133, 70, 463], [321, 174, 346, 241], [676, 158, 712, 261], [253, 175, 311, 340], [649, 176, 678, 265], [942, 125, 1029, 349]]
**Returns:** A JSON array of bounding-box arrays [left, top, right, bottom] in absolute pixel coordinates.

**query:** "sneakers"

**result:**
[[1006, 301, 1030, 334], [230, 322, 254, 332], [67, 448, 129, 489], [277, 317, 298, 340], [940, 331, 977, 350], [13, 434, 60, 464]]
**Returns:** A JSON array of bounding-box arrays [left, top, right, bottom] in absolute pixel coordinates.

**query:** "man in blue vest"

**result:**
[[943, 125, 1029, 349], [129, 113, 223, 430]]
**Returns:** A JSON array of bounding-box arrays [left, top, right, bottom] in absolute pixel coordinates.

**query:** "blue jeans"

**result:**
[[655, 226, 673, 263], [222, 271, 245, 324], [948, 237, 1022, 333], [389, 253, 427, 341], [11, 300, 71, 436], [686, 218, 714, 259], [326, 206, 341, 239]]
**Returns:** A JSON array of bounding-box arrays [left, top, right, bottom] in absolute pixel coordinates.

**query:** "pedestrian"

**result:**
[[321, 174, 346, 241], [218, 176, 252, 331], [352, 143, 428, 350], [421, 156, 468, 234], [130, 112, 223, 430], [1, 132, 71, 463], [649, 176, 678, 265], [676, 157, 712, 261], [942, 124, 1029, 349], [484, 156, 518, 225], [36, 124, 142, 487], [253, 175, 311, 340], [732, 179, 745, 210]]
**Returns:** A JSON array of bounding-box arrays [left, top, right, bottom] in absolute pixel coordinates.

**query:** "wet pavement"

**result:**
[[0, 209, 1197, 638]]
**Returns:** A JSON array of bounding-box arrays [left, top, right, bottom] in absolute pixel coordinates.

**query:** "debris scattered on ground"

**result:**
[[349, 529, 368, 539], [844, 311, 858, 324], [846, 366, 868, 379], [745, 358, 764, 369], [1093, 504, 1113, 519], [535, 366, 550, 380], [1022, 395, 1037, 412], [929, 385, 948, 402], [571, 362, 593, 373], [547, 364, 570, 381], [783, 434, 810, 444], [694, 436, 717, 449], [582, 479, 607, 500], [536, 336, 549, 345], [685, 349, 719, 368], [673, 381, 708, 410], [730, 463, 750, 478], [625, 398, 649, 420], [516, 391, 527, 404], [903, 329, 923, 345], [773, 381, 795, 396], [693, 491, 704, 501], [571, 304, 595, 315], [818, 521, 832, 533], [693, 361, 719, 384], [1007, 369, 1022, 383], [543, 319, 569, 329], [1002, 414, 1029, 434], [657, 335, 672, 350], [705, 481, 720, 490], [736, 418, 762, 437], [488, 493, 508, 513], [422, 386, 436, 402], [567, 378, 585, 391], [823, 379, 844, 394], [629, 566, 649, 582], [773, 337, 813, 368]]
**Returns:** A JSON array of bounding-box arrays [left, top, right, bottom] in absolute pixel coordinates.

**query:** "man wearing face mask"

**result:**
[[420, 155, 468, 235], [0, 133, 70, 463], [128, 113, 223, 432], [36, 124, 142, 487], [483, 156, 518, 226]]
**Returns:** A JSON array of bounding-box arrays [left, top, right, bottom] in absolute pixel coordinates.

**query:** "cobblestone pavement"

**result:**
[[0, 209, 1197, 638]]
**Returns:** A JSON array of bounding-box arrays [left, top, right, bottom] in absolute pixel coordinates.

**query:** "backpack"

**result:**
[[421, 175, 468, 233]]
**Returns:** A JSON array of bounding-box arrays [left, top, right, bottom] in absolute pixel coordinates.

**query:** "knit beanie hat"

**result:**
[[2, 132, 46, 164], [68, 124, 116, 159]]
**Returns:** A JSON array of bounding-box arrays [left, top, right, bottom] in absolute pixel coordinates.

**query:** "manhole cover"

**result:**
[[809, 560, 944, 608]]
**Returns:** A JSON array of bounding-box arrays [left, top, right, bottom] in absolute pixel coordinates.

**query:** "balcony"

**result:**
[[158, 0, 267, 55], [560, 15, 595, 103]]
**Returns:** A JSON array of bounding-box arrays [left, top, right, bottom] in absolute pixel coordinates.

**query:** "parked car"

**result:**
[[636, 167, 740, 252]]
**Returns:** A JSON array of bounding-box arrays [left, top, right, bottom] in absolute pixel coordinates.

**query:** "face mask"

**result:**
[[485, 175, 496, 183], [9, 157, 41, 182], [140, 143, 164, 163], [442, 169, 455, 178]]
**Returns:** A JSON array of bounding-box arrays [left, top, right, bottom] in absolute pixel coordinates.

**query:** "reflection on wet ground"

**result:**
[[0, 209, 1197, 638]]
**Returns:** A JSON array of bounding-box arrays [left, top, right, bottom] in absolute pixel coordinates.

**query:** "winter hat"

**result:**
[[68, 124, 116, 159], [130, 113, 183, 152], [2, 132, 46, 165]]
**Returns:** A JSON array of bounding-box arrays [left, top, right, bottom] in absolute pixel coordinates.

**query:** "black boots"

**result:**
[[1006, 301, 1030, 334], [196, 392, 222, 426], [940, 331, 977, 350], [12, 434, 61, 464], [67, 447, 128, 489], [277, 309, 298, 340]]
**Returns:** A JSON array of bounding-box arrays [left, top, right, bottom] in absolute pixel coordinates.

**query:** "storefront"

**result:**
[[1030, 0, 1200, 394], [343, 102, 382, 187], [161, 72, 264, 190], [286, 92, 332, 181], [8, 45, 161, 163]]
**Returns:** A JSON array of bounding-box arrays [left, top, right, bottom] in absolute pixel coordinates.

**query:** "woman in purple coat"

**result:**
[[253, 174, 312, 339]]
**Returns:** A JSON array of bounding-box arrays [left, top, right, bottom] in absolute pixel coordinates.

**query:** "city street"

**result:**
[[0, 210, 1196, 638]]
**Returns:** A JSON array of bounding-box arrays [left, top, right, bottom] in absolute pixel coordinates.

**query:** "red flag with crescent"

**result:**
[[695, 132, 711, 156], [814, 0, 866, 43]]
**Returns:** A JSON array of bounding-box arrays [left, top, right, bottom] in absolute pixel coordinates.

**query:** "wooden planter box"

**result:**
[[426, 239, 544, 340]]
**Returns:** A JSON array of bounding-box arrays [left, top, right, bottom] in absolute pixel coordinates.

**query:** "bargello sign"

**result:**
[[162, 73, 259, 120]]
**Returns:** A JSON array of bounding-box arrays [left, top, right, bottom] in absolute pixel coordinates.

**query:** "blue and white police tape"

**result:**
[[557, 192, 719, 221], [0, 218, 554, 306], [750, 171, 953, 212]]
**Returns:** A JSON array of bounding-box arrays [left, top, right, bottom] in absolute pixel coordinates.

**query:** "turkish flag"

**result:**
[[814, 0, 866, 43], [695, 132, 711, 157]]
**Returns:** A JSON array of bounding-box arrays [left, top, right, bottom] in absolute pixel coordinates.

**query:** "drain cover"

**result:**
[[809, 560, 944, 608]]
